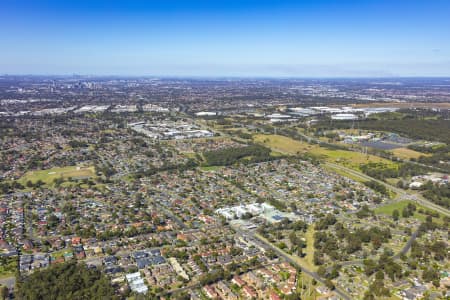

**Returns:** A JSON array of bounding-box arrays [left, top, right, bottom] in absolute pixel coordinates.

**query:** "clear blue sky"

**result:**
[[1, 0, 450, 77]]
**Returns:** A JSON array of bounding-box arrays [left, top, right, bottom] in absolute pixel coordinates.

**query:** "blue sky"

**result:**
[[1, 0, 450, 77]]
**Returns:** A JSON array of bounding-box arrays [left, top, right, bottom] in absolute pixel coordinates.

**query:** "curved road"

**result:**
[[250, 232, 352, 300], [325, 227, 420, 273], [229, 224, 351, 299]]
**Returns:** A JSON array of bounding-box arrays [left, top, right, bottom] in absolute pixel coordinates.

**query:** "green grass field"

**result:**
[[375, 200, 442, 223], [199, 165, 222, 171], [391, 148, 428, 160], [19, 165, 95, 185], [254, 134, 316, 153], [300, 226, 316, 271], [253, 134, 396, 171]]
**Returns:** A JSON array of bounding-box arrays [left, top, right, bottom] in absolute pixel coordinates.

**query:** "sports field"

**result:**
[[19, 165, 95, 185]]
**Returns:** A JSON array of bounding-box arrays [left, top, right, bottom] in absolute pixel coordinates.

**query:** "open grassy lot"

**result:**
[[322, 148, 395, 170], [299, 226, 316, 271], [199, 165, 222, 172], [253, 134, 395, 171], [390, 147, 428, 160], [254, 134, 317, 154], [375, 200, 442, 223], [19, 165, 95, 185]]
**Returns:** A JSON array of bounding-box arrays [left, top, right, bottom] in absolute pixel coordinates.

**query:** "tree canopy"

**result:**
[[16, 262, 117, 300]]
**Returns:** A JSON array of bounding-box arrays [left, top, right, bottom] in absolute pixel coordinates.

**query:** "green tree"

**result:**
[[392, 209, 399, 221], [16, 261, 117, 300]]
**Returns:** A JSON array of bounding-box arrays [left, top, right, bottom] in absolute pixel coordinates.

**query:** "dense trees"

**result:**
[[131, 159, 198, 179], [315, 214, 337, 230], [0, 180, 24, 194], [392, 209, 399, 221], [411, 144, 450, 172], [315, 118, 450, 144], [408, 143, 448, 154], [203, 144, 273, 166], [68, 140, 89, 148], [16, 262, 117, 300], [199, 266, 230, 286], [422, 267, 440, 287], [421, 181, 450, 209], [363, 250, 403, 298], [417, 153, 450, 172], [314, 216, 392, 264], [401, 203, 416, 218], [410, 239, 448, 263], [356, 205, 374, 219], [363, 180, 388, 196], [365, 278, 390, 298], [360, 162, 428, 182]]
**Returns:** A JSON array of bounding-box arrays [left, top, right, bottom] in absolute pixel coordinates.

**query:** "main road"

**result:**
[[289, 128, 450, 216], [231, 224, 352, 300], [326, 162, 450, 217]]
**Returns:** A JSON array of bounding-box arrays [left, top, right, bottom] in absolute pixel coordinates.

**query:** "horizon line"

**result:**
[[2, 73, 450, 80]]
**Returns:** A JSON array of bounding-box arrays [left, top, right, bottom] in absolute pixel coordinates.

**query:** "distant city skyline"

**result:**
[[1, 0, 450, 77]]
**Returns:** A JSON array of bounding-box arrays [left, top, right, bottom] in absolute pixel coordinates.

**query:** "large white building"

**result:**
[[195, 111, 217, 116], [216, 203, 297, 223], [331, 113, 358, 120], [126, 272, 148, 294]]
